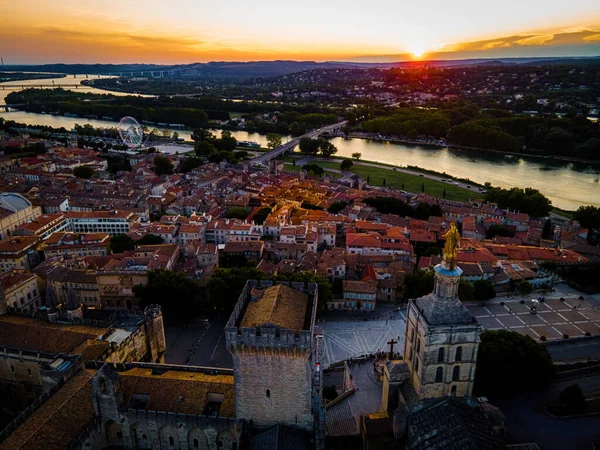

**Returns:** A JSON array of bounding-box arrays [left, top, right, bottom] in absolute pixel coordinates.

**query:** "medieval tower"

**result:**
[[225, 280, 320, 434], [404, 223, 482, 399]]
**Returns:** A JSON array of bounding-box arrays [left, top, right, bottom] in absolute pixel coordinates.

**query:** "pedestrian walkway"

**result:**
[[321, 311, 406, 366]]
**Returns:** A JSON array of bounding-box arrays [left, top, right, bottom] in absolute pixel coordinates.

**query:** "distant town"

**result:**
[[1, 58, 600, 450]]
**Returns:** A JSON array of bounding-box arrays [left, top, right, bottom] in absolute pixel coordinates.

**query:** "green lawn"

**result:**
[[306, 161, 476, 202]]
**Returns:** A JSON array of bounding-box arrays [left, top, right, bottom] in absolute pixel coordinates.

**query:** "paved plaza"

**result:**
[[320, 310, 406, 366], [466, 293, 600, 341]]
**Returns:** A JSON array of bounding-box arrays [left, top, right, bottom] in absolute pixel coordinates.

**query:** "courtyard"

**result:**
[[465, 293, 600, 341], [320, 307, 406, 366]]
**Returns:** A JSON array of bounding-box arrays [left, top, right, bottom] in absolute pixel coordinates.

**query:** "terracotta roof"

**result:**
[[343, 280, 377, 294], [0, 236, 39, 254], [0, 369, 96, 450], [0, 270, 36, 292], [0, 316, 106, 354], [118, 367, 235, 417], [240, 284, 308, 333]]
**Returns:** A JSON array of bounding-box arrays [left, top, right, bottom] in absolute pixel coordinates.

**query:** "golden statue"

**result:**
[[443, 222, 460, 269]]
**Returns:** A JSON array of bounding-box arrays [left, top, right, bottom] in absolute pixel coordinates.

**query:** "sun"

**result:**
[[404, 40, 429, 59]]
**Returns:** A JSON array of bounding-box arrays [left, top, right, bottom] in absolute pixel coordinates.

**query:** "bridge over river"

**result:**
[[250, 121, 347, 164]]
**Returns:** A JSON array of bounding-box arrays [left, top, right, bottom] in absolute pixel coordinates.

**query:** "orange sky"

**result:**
[[1, 0, 599, 63]]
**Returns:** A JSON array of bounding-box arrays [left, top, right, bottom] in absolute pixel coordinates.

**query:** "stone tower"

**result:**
[[225, 281, 320, 433], [404, 224, 482, 399]]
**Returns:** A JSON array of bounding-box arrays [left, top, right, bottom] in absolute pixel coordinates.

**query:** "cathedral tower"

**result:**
[[404, 223, 482, 399]]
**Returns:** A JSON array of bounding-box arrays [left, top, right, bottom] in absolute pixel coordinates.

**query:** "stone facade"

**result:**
[[83, 363, 240, 450], [404, 263, 482, 400], [225, 280, 319, 433]]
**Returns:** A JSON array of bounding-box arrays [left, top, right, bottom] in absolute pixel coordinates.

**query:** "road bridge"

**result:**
[[250, 121, 347, 165]]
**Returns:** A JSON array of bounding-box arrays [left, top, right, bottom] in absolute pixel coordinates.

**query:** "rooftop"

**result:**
[[240, 284, 308, 333], [0, 315, 106, 354], [118, 366, 235, 417], [0, 369, 96, 450]]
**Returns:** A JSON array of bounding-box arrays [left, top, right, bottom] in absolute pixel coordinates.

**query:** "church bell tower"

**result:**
[[404, 223, 482, 399]]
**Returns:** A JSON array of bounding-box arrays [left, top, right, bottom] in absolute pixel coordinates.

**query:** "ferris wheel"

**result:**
[[118, 116, 144, 148]]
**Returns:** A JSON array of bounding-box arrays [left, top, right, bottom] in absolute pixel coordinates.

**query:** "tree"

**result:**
[[573, 205, 600, 241], [340, 159, 353, 171], [225, 207, 249, 220], [299, 137, 320, 155], [319, 139, 338, 158], [516, 280, 533, 296], [172, 131, 179, 141], [422, 246, 441, 257], [406, 129, 418, 140], [367, 175, 370, 183], [421, 182, 425, 193], [328, 201, 347, 214], [136, 234, 164, 246], [252, 207, 272, 225], [153, 155, 173, 175], [266, 133, 282, 149], [215, 130, 237, 151], [473, 279, 496, 301], [485, 186, 552, 218], [303, 164, 324, 177], [179, 156, 203, 173], [134, 269, 204, 321], [486, 224, 511, 239], [474, 330, 554, 396], [559, 384, 586, 413], [383, 178, 386, 186], [443, 188, 446, 198], [73, 165, 95, 179], [402, 269, 435, 300], [191, 128, 215, 143], [352, 152, 362, 160], [110, 234, 135, 253], [458, 279, 475, 302]]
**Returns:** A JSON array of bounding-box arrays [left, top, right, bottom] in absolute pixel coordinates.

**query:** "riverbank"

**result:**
[[350, 132, 600, 166], [285, 155, 481, 202]]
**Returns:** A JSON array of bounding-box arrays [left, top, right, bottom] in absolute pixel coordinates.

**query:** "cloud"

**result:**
[[440, 29, 600, 53]]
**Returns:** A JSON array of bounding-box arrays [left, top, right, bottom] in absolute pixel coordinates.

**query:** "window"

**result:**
[[455, 346, 463, 362], [438, 348, 445, 363], [169, 436, 174, 446], [193, 439, 199, 448], [450, 385, 457, 396], [266, 389, 270, 398], [435, 367, 443, 383], [416, 338, 421, 353], [452, 366, 460, 381]]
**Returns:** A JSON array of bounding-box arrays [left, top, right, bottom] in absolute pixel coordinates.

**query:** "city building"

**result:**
[[0, 193, 40, 240]]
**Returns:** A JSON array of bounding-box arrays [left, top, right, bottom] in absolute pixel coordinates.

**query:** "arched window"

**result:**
[[451, 385, 457, 396], [193, 439, 199, 448], [266, 389, 271, 398], [455, 346, 463, 362], [437, 348, 445, 363], [452, 366, 460, 381], [169, 436, 174, 446], [435, 367, 443, 383]]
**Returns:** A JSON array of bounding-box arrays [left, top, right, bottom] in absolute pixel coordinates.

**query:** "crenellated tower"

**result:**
[[225, 280, 320, 436]]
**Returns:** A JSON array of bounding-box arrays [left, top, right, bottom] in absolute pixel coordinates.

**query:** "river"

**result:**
[[1, 75, 599, 210]]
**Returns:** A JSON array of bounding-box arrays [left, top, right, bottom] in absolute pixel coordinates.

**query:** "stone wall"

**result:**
[[225, 280, 319, 432], [90, 364, 240, 450]]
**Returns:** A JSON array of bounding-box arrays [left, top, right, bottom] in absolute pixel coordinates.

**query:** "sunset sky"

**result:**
[[1, 0, 599, 64]]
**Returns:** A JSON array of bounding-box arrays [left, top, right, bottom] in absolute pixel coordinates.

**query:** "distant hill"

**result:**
[[5, 56, 600, 80]]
